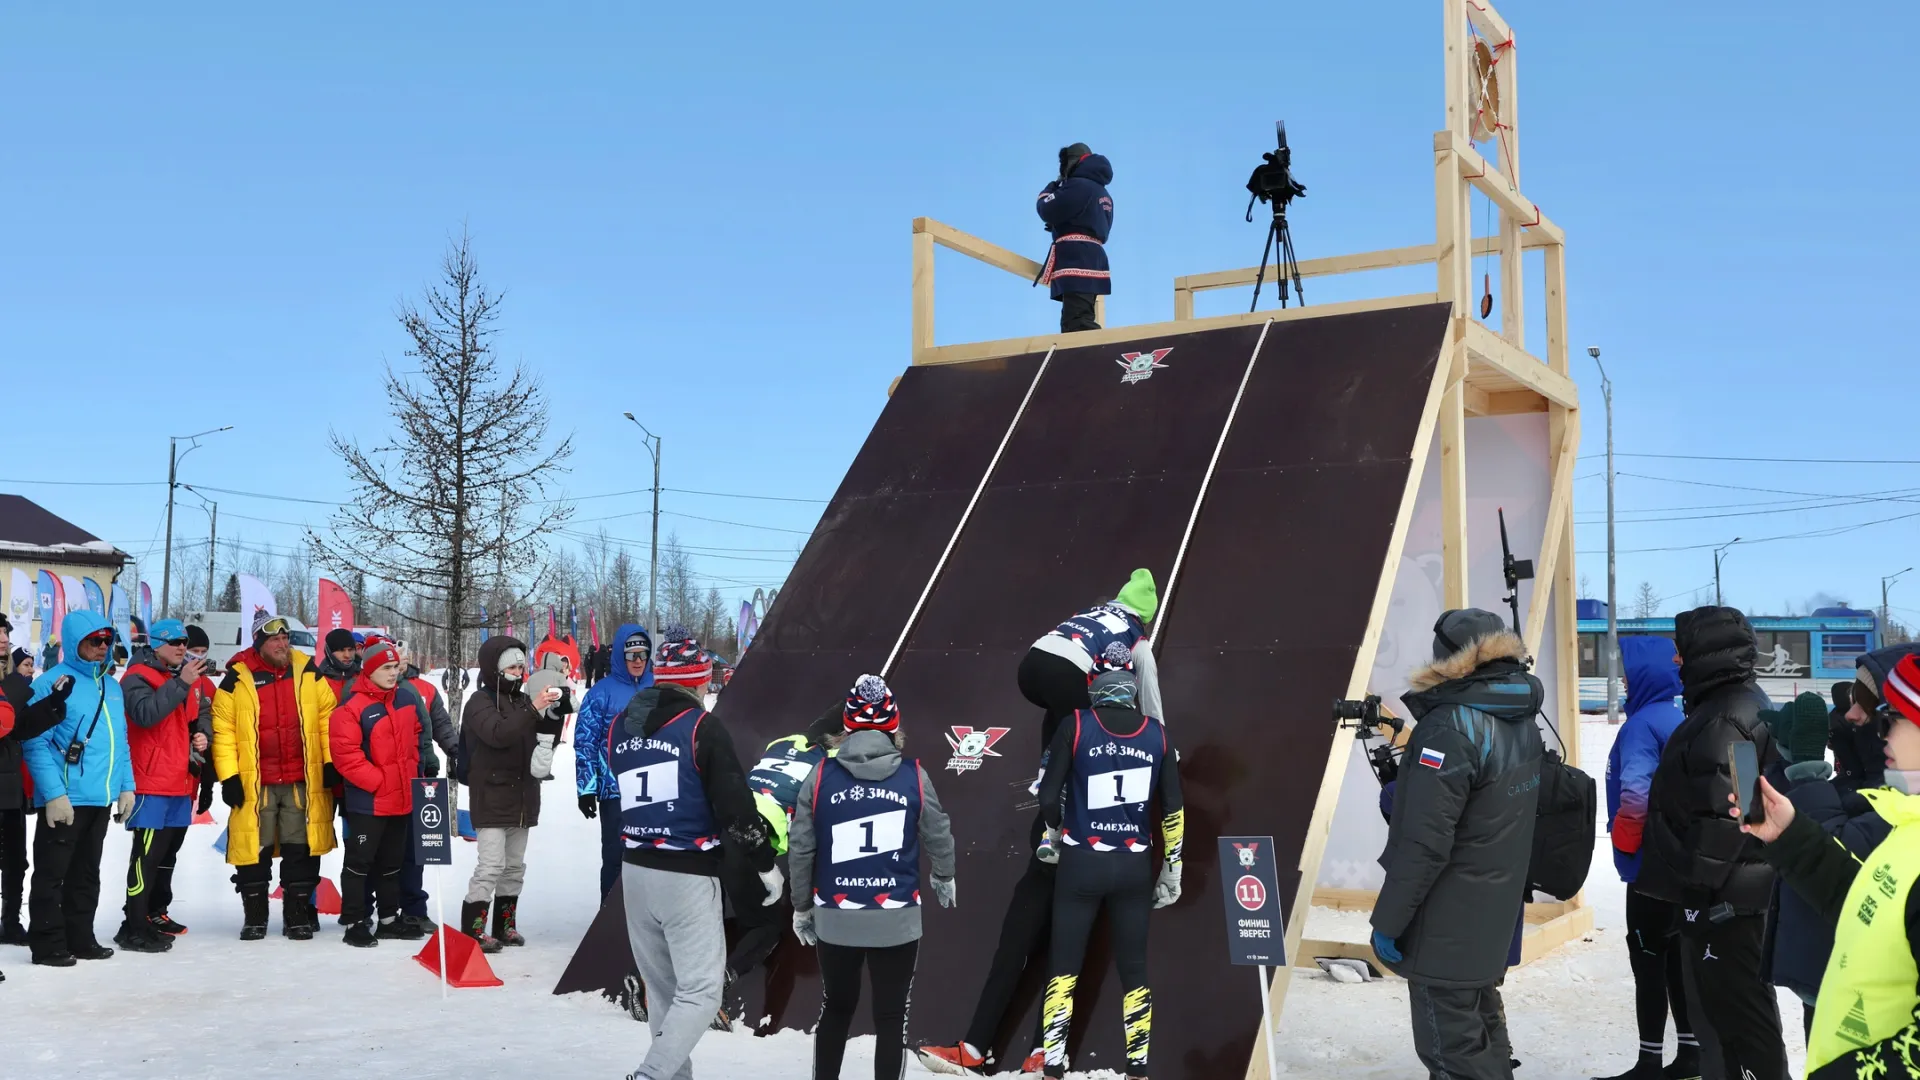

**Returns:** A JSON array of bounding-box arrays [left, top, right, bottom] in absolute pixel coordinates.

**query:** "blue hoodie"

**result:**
[[23, 609, 135, 808], [1605, 635, 1685, 882], [574, 623, 651, 799]]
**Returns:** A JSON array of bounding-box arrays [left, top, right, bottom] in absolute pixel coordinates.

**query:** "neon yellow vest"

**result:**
[[1807, 788, 1920, 1074]]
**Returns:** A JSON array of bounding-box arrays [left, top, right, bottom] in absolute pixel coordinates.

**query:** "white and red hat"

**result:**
[[1886, 654, 1920, 726]]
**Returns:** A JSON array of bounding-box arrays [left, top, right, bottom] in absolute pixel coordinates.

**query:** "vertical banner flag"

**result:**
[[737, 601, 759, 654], [60, 576, 87, 621], [139, 582, 153, 629], [36, 571, 57, 648], [317, 579, 354, 642], [547, 605, 558, 641], [7, 569, 31, 643], [48, 573, 68, 641], [589, 609, 600, 649], [569, 603, 578, 643], [81, 577, 106, 616], [480, 605, 490, 644], [110, 586, 132, 646], [237, 573, 277, 627]]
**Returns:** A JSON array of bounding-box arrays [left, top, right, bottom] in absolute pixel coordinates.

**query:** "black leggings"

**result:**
[[0, 806, 28, 920], [1624, 887, 1694, 1059], [814, 938, 919, 1080], [966, 852, 1056, 1055], [124, 825, 188, 922], [1043, 850, 1154, 1078], [340, 813, 408, 926], [1018, 648, 1091, 755]]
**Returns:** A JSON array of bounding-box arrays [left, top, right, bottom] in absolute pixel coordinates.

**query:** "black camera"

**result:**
[[1245, 122, 1306, 209], [64, 738, 87, 766], [1332, 694, 1381, 726]]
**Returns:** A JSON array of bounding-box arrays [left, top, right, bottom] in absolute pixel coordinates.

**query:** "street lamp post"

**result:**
[[1713, 538, 1742, 607], [1884, 567, 1913, 642], [622, 413, 663, 634], [1588, 347, 1621, 723], [161, 426, 233, 617]]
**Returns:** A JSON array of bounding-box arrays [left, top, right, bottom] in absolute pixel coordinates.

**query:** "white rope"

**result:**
[[1149, 320, 1274, 646], [880, 347, 1058, 677]]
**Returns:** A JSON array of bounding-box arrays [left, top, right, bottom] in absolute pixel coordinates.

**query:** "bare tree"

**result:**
[[315, 232, 574, 714], [1578, 574, 1591, 601], [1632, 581, 1660, 619]]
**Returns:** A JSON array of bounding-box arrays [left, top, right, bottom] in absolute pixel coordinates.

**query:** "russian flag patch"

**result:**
[[1418, 747, 1446, 770]]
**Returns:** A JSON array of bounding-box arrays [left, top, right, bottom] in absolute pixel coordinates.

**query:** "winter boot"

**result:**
[[719, 967, 746, 1033], [148, 912, 189, 936], [282, 888, 316, 941], [491, 895, 525, 946], [377, 915, 425, 941], [403, 913, 438, 936], [1593, 1061, 1664, 1080], [0, 872, 26, 945], [70, 941, 115, 960], [1663, 1048, 1702, 1080], [238, 882, 270, 941], [461, 900, 502, 954], [343, 921, 378, 948], [113, 920, 174, 954]]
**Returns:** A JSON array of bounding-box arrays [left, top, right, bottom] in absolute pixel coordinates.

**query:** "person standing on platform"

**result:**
[[612, 627, 781, 1080], [1036, 143, 1113, 333], [577, 623, 653, 899], [212, 612, 339, 942], [790, 675, 955, 1080], [1030, 667, 1181, 1080], [1371, 609, 1544, 1080], [115, 618, 211, 952], [1635, 606, 1788, 1080], [22, 612, 132, 967], [1596, 635, 1700, 1080]]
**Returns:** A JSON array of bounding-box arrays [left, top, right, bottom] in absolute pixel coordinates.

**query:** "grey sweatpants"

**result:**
[[623, 862, 725, 1080], [1407, 979, 1513, 1080], [465, 827, 529, 903]]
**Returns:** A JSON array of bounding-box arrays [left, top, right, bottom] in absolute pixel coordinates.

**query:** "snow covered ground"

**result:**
[[9, 703, 1807, 1079]]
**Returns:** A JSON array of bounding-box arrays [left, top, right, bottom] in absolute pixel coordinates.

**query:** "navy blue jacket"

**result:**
[[1036, 154, 1113, 299]]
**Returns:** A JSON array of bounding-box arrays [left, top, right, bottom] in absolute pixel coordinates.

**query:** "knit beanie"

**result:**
[[148, 618, 188, 644], [186, 624, 210, 650], [251, 608, 283, 640], [1112, 568, 1159, 624], [361, 639, 402, 673], [325, 628, 357, 654], [496, 646, 528, 674], [1887, 654, 1920, 726], [653, 626, 712, 688], [1432, 608, 1507, 661], [843, 674, 900, 733], [1089, 668, 1139, 708], [1790, 692, 1831, 764]]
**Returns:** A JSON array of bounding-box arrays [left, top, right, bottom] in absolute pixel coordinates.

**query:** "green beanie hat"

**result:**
[[1113, 568, 1159, 624], [1789, 691, 1830, 764]]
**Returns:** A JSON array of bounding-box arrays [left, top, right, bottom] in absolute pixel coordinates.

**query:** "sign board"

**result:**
[[411, 778, 454, 866], [1217, 834, 1285, 967]]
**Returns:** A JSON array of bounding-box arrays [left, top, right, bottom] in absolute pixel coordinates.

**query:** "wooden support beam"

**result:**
[[914, 293, 1439, 368], [1465, 0, 1513, 49], [1544, 241, 1568, 377], [1437, 132, 1566, 246], [1173, 234, 1552, 300], [1463, 320, 1577, 409], [1520, 904, 1594, 964], [1173, 286, 1194, 321], [911, 216, 1044, 280], [1441, 372, 1469, 608], [1524, 409, 1580, 654], [911, 229, 934, 363]]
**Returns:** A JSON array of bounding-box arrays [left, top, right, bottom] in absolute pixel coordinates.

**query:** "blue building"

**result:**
[[1575, 600, 1879, 711]]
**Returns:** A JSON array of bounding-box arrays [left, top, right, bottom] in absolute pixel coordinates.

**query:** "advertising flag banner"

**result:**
[[36, 571, 57, 648], [237, 574, 277, 626], [317, 579, 354, 642], [139, 582, 153, 629], [81, 577, 105, 615], [6, 569, 30, 641]]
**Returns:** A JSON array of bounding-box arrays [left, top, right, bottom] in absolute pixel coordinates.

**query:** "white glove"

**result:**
[[114, 790, 136, 823], [529, 733, 556, 781], [1036, 827, 1061, 864], [44, 794, 75, 827], [1153, 861, 1183, 909], [759, 865, 786, 906], [930, 876, 956, 908], [792, 908, 818, 946]]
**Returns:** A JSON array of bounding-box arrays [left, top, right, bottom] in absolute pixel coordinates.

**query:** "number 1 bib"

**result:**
[[1060, 709, 1164, 854], [809, 758, 923, 909]]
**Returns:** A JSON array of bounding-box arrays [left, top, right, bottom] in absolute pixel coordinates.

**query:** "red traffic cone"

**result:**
[[414, 927, 504, 988], [192, 807, 215, 825], [313, 878, 343, 915]]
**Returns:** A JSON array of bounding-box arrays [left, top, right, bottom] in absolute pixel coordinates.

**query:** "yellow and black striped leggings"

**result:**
[[1041, 849, 1154, 1078]]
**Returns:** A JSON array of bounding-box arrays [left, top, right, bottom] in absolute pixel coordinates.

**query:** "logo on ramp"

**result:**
[[1116, 348, 1172, 384], [945, 726, 1011, 773]]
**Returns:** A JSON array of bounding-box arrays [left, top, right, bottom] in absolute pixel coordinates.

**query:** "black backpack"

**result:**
[[1527, 721, 1597, 901]]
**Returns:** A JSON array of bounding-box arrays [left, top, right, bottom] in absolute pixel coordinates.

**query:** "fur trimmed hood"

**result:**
[[1407, 630, 1529, 692]]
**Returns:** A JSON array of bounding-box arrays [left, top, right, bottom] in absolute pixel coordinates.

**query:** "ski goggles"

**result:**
[[258, 617, 292, 638]]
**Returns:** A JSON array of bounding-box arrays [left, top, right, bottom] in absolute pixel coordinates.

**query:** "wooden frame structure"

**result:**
[[903, 3, 1582, 1075]]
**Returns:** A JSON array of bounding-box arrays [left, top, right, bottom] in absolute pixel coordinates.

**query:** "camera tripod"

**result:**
[[1248, 200, 1304, 311]]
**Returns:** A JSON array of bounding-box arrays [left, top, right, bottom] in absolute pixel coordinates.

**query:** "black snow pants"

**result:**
[[1680, 913, 1788, 1080], [29, 804, 110, 958], [1042, 849, 1154, 1078], [814, 939, 920, 1080], [1407, 979, 1514, 1080]]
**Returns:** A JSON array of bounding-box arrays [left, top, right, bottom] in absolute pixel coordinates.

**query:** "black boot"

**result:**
[[461, 900, 502, 954], [1594, 1061, 1664, 1080], [0, 869, 25, 945], [343, 921, 379, 948], [239, 882, 270, 941], [283, 886, 316, 940], [113, 920, 173, 954], [1663, 1049, 1702, 1080], [377, 915, 425, 941], [491, 895, 525, 946]]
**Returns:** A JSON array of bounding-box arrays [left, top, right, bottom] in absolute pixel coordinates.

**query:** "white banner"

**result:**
[[237, 573, 278, 627]]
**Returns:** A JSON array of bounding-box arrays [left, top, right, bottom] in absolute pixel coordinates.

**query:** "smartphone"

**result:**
[[1728, 740, 1764, 824]]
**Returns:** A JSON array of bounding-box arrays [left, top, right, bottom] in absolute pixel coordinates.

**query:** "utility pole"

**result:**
[[623, 413, 663, 633], [1884, 567, 1913, 643], [160, 426, 232, 618], [1714, 538, 1742, 607], [1589, 347, 1620, 724], [204, 501, 219, 611]]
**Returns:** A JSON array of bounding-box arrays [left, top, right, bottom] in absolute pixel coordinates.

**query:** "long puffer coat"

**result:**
[[461, 636, 542, 829]]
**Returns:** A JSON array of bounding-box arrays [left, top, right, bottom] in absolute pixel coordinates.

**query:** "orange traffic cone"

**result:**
[[414, 927, 504, 988], [270, 878, 343, 915], [192, 807, 215, 825]]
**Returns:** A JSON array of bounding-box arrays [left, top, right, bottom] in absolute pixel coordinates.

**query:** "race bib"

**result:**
[[1086, 766, 1153, 810], [618, 761, 680, 809], [830, 809, 907, 864]]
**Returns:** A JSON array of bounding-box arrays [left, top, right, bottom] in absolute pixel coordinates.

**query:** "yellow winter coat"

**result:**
[[212, 649, 338, 865]]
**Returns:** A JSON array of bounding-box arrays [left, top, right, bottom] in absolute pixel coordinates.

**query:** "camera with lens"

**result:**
[[1335, 694, 1407, 786], [1332, 694, 1381, 727], [1245, 121, 1306, 209]]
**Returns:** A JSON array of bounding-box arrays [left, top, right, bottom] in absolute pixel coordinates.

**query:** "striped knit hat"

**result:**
[[843, 674, 899, 733], [1886, 654, 1920, 726], [653, 626, 712, 689]]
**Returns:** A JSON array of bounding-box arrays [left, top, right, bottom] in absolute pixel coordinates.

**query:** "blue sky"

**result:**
[[3, 2, 1917, 623]]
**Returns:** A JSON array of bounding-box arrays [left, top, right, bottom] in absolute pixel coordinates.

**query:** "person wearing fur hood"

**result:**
[[1371, 609, 1545, 1080]]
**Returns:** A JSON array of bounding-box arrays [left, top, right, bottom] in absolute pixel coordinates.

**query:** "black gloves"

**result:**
[[579, 794, 598, 819], [535, 714, 566, 737], [47, 675, 75, 702], [221, 776, 245, 809], [323, 763, 343, 789], [39, 675, 75, 721], [420, 754, 440, 779], [196, 775, 215, 815]]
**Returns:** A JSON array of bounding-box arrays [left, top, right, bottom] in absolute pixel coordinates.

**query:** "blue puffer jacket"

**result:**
[[23, 609, 135, 808], [574, 622, 652, 799], [1606, 636, 1685, 882], [1036, 153, 1113, 299]]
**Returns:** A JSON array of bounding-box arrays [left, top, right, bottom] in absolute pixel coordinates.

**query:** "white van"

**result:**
[[183, 611, 314, 671]]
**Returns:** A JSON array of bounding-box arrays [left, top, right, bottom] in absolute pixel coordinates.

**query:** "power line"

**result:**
[[1573, 492, 1920, 526], [1580, 453, 1920, 465], [1577, 507, 1920, 555], [0, 477, 165, 488]]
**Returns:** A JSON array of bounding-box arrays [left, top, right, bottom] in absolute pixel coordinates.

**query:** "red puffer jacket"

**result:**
[[329, 673, 425, 817], [121, 661, 201, 796]]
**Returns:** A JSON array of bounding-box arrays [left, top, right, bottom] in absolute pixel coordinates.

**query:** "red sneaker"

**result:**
[[914, 1043, 990, 1076], [1021, 1049, 1046, 1075]]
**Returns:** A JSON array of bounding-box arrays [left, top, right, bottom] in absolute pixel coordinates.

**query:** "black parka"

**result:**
[[461, 636, 542, 829]]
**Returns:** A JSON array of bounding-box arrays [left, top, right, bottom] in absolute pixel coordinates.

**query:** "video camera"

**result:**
[[1334, 694, 1406, 786], [1245, 122, 1307, 211]]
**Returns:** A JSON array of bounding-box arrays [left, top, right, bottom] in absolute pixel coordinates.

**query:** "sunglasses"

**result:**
[[161, 638, 190, 648], [83, 631, 115, 645]]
